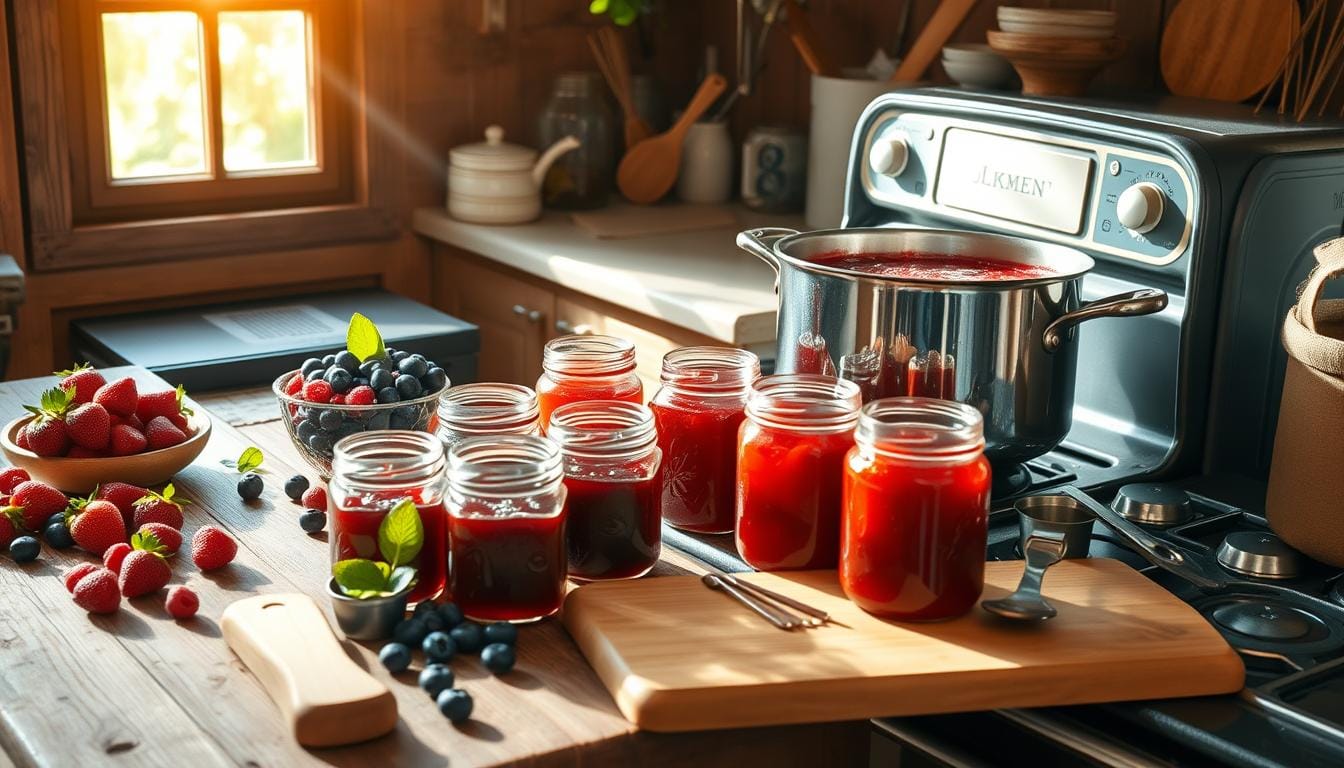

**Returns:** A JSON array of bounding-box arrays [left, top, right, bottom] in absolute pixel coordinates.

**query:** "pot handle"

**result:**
[[736, 228, 799, 273], [1042, 288, 1168, 353]]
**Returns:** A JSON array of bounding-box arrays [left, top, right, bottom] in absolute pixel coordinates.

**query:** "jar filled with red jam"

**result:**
[[329, 431, 448, 606], [536, 335, 643, 431], [437, 382, 540, 450], [649, 346, 760, 534], [736, 375, 861, 570], [446, 435, 567, 622], [841, 398, 991, 621], [548, 400, 662, 580]]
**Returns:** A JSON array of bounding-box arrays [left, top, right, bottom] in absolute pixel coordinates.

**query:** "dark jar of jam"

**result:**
[[736, 374, 861, 571], [329, 431, 448, 606], [446, 435, 568, 623], [548, 400, 662, 580], [436, 382, 540, 451], [841, 398, 991, 621], [536, 335, 643, 431], [649, 346, 760, 534]]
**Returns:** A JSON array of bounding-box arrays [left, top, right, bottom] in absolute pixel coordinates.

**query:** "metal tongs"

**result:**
[[701, 570, 831, 630]]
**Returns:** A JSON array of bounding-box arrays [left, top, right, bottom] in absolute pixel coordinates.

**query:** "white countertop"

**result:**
[[411, 204, 797, 346]]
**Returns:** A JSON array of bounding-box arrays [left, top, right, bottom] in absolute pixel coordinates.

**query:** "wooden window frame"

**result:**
[[13, 0, 401, 272]]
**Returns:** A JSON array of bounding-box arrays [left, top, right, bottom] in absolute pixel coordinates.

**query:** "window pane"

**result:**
[[219, 11, 315, 173], [101, 12, 208, 180]]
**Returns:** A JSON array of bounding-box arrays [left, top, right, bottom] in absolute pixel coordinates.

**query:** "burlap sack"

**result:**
[[1266, 238, 1344, 567]]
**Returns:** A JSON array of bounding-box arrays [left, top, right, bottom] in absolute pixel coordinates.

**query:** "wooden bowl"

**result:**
[[986, 31, 1127, 97], [0, 412, 212, 493]]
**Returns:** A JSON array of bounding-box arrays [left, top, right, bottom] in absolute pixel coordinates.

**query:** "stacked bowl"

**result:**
[[987, 7, 1125, 97], [940, 44, 1018, 90]]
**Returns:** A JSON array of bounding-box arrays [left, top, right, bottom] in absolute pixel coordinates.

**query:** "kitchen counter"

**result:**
[[411, 204, 792, 347], [0, 368, 866, 767]]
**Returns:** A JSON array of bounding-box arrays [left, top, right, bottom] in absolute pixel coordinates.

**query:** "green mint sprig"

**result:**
[[346, 312, 387, 363], [331, 497, 422, 599], [220, 446, 264, 473]]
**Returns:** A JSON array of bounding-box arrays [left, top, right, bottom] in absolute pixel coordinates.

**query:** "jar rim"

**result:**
[[547, 400, 658, 461], [438, 383, 539, 425], [746, 374, 861, 432], [659, 346, 760, 393], [855, 397, 984, 459], [331, 430, 447, 489], [543, 335, 637, 376], [447, 435, 564, 499]]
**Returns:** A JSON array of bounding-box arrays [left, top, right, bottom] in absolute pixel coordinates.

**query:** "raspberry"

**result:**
[[346, 386, 376, 406], [165, 586, 199, 619], [300, 486, 327, 510], [285, 373, 303, 396], [303, 380, 333, 403], [330, 394, 346, 405]]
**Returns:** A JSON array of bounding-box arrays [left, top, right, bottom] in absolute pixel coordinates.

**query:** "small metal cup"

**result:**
[[1014, 494, 1096, 559], [326, 578, 410, 641]]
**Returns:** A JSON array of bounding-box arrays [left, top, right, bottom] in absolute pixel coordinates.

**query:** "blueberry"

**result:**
[[394, 374, 422, 399], [237, 472, 264, 501], [318, 409, 343, 431], [335, 350, 360, 373], [436, 688, 473, 723], [421, 367, 449, 392], [390, 412, 415, 430], [8, 536, 39, 563], [377, 387, 400, 404], [296, 419, 318, 442], [324, 367, 353, 394], [378, 642, 412, 673], [284, 474, 310, 500], [392, 618, 428, 647], [322, 354, 337, 366], [391, 350, 410, 364], [483, 622, 519, 646], [366, 411, 392, 431], [298, 509, 326, 533], [308, 433, 335, 454], [352, 377, 370, 389], [449, 622, 484, 654], [419, 664, 455, 698], [305, 368, 326, 383], [412, 601, 437, 619], [336, 422, 363, 440], [45, 512, 67, 529], [397, 356, 429, 379], [358, 360, 382, 378], [44, 522, 74, 549], [438, 602, 464, 629], [481, 643, 516, 675], [370, 369, 395, 391], [421, 610, 446, 633], [422, 631, 456, 663]]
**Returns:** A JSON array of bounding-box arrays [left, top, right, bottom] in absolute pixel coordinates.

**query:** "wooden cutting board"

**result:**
[[563, 560, 1244, 732], [1160, 0, 1299, 102]]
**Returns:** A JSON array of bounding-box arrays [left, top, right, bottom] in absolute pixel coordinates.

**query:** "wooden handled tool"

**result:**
[[616, 73, 728, 205], [784, 0, 838, 77], [892, 0, 979, 82], [222, 594, 398, 747]]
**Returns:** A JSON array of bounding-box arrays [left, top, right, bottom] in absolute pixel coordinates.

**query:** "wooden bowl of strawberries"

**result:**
[[0, 371, 211, 494]]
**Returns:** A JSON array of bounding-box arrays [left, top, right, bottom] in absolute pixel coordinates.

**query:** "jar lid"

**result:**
[[450, 125, 536, 172]]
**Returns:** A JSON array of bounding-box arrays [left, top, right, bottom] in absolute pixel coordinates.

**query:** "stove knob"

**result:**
[[868, 137, 909, 177], [1116, 182, 1166, 234]]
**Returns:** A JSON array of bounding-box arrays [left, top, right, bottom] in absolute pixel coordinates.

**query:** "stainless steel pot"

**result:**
[[737, 227, 1168, 466]]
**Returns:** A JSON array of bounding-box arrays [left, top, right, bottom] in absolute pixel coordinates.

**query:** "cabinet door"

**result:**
[[437, 253, 553, 385]]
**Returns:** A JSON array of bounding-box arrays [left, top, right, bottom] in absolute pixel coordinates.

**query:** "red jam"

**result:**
[[447, 505, 566, 622], [332, 491, 447, 605], [840, 398, 991, 620], [906, 351, 956, 398], [536, 376, 643, 431], [813, 250, 1057, 281], [537, 335, 643, 430], [564, 474, 661, 579]]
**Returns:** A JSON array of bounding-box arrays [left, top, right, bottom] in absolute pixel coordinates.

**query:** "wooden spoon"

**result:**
[[588, 27, 652, 149], [617, 73, 728, 205]]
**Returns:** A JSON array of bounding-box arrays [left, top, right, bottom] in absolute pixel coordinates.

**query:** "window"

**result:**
[[60, 0, 355, 223]]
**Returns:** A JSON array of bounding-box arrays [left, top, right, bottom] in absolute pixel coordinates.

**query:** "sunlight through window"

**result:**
[[219, 11, 316, 172]]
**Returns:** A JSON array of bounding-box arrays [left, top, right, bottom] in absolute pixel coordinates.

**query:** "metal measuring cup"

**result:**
[[982, 493, 1095, 620]]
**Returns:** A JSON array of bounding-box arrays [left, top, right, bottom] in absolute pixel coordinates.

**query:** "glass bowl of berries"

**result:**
[[273, 345, 451, 477]]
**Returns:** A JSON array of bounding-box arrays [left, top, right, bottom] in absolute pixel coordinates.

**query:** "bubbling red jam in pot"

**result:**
[[812, 250, 1057, 281]]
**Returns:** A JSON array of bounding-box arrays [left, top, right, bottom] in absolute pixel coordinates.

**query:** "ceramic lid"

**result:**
[[450, 126, 536, 172]]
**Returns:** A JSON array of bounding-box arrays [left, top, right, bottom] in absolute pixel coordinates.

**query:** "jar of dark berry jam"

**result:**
[[436, 383, 540, 450], [649, 346, 760, 534], [329, 431, 448, 606], [841, 397, 991, 621], [736, 374, 861, 570], [536, 335, 643, 431], [548, 400, 662, 580], [446, 435, 568, 622]]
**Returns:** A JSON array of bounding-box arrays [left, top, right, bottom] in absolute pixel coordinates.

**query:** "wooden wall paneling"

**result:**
[[0, 2, 25, 267]]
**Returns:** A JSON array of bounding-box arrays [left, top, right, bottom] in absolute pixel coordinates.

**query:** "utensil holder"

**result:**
[[1267, 237, 1344, 566]]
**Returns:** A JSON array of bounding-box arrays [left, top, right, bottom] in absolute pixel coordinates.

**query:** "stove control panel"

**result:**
[[858, 109, 1195, 266]]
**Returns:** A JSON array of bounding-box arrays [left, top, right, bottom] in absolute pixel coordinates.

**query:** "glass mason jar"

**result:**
[[329, 431, 448, 606], [736, 374, 861, 570], [548, 400, 662, 581], [436, 383, 540, 451], [649, 346, 761, 534], [538, 71, 614, 210], [446, 435, 568, 622], [536, 334, 643, 431], [840, 398, 992, 621]]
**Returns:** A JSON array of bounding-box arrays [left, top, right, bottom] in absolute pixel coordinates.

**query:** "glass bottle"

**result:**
[[538, 71, 614, 210], [536, 334, 643, 431], [437, 383, 540, 451]]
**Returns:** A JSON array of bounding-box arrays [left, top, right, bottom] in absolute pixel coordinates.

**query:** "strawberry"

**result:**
[[72, 568, 121, 614], [284, 374, 303, 396], [95, 482, 149, 527], [119, 549, 171, 597], [11, 481, 68, 531], [191, 525, 237, 571], [65, 403, 111, 450], [14, 426, 30, 450], [303, 380, 333, 403], [21, 387, 75, 457], [165, 586, 199, 619], [109, 424, 148, 456], [102, 542, 132, 574], [0, 506, 22, 547], [144, 416, 187, 450], [346, 386, 376, 406], [136, 384, 193, 424], [136, 523, 181, 554], [0, 467, 30, 494], [112, 413, 145, 432], [55, 364, 105, 406], [92, 377, 138, 417], [168, 412, 191, 433], [67, 498, 127, 556], [132, 483, 188, 529], [64, 563, 100, 593]]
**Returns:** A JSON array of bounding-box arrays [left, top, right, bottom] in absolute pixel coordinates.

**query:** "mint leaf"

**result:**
[[332, 559, 389, 595], [346, 313, 386, 363], [236, 447, 263, 474], [378, 497, 423, 568], [387, 566, 418, 595]]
